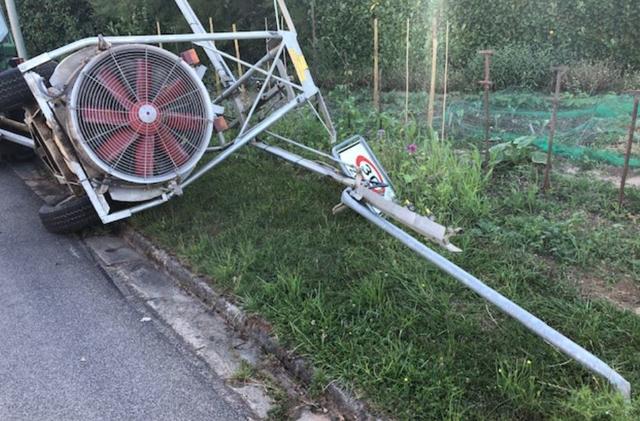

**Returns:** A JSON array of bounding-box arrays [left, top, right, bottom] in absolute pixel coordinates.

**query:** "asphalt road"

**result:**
[[0, 163, 250, 420]]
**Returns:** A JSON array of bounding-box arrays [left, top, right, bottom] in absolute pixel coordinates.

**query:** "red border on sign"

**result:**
[[356, 155, 386, 194]]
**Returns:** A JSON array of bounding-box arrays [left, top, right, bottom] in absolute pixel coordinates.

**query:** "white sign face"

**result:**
[[338, 140, 396, 203]]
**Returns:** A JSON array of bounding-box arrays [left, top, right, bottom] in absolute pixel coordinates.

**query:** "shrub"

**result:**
[[564, 61, 623, 94], [461, 44, 555, 91], [622, 71, 640, 91]]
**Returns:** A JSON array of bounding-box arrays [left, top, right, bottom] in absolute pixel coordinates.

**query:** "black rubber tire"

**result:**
[[0, 140, 35, 162], [0, 61, 58, 113], [38, 195, 101, 234]]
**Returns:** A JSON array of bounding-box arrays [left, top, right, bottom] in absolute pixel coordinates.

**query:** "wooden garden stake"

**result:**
[[310, 0, 318, 56], [441, 21, 450, 139], [373, 18, 380, 113], [209, 17, 221, 95], [619, 91, 640, 207], [264, 17, 269, 54], [542, 66, 568, 193], [405, 18, 410, 125], [478, 50, 494, 167], [232, 23, 243, 77], [427, 16, 439, 130], [276, 0, 296, 33], [156, 21, 163, 49], [281, 16, 288, 68]]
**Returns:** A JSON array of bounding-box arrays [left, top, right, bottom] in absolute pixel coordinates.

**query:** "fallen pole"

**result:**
[[341, 188, 631, 400]]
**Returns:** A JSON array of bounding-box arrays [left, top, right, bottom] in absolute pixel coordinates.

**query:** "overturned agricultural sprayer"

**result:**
[[0, 0, 631, 400]]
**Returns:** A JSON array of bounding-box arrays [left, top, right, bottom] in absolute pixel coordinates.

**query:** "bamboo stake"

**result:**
[[542, 66, 568, 193], [427, 15, 439, 130], [405, 18, 410, 125], [232, 23, 243, 77], [373, 18, 380, 113], [441, 21, 450, 139], [209, 17, 221, 95], [618, 91, 640, 207], [265, 17, 269, 53], [276, 0, 297, 33], [281, 17, 287, 68], [311, 0, 318, 56], [156, 20, 163, 49]]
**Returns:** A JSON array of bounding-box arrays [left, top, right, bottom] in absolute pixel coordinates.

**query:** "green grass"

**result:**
[[132, 96, 640, 419]]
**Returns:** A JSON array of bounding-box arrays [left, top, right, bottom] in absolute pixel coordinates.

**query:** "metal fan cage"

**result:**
[[69, 44, 213, 184]]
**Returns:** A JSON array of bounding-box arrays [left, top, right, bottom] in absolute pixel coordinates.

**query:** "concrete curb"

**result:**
[[122, 226, 381, 421]]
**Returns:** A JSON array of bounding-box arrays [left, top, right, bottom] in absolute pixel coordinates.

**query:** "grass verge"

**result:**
[[132, 96, 640, 419]]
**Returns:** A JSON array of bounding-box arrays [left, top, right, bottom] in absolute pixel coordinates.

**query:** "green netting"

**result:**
[[443, 91, 639, 168]]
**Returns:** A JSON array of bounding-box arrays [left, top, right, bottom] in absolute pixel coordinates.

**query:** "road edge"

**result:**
[[121, 226, 382, 421]]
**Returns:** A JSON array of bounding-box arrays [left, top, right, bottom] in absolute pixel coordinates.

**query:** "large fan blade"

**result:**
[[96, 128, 138, 162], [153, 79, 188, 108], [135, 134, 155, 177], [157, 125, 188, 166], [82, 108, 129, 126], [98, 68, 135, 109], [163, 112, 206, 132], [136, 59, 149, 102]]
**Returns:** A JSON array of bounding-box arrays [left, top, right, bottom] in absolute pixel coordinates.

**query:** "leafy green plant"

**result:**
[[559, 386, 638, 420], [490, 136, 548, 166], [496, 359, 544, 417]]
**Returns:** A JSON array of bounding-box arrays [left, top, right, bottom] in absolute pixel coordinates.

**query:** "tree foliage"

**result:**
[[6, 0, 639, 89], [449, 0, 640, 70], [14, 0, 97, 55]]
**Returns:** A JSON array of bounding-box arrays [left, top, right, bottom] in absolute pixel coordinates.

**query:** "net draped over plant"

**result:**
[[442, 92, 640, 168]]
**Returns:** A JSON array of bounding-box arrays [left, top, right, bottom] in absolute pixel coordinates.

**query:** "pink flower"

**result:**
[[406, 143, 418, 154]]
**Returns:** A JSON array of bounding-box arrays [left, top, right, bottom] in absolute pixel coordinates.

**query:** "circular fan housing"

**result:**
[[69, 44, 213, 184]]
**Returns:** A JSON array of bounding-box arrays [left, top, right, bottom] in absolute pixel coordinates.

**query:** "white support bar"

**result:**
[[19, 32, 281, 72], [0, 128, 34, 148]]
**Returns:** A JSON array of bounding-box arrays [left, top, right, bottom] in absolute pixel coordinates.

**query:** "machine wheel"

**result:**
[[38, 195, 100, 234], [0, 62, 58, 112]]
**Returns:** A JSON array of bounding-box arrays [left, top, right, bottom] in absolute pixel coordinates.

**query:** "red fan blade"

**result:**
[[162, 112, 205, 131], [98, 68, 135, 109], [157, 125, 188, 166], [96, 128, 138, 162], [153, 79, 188, 108], [136, 59, 149, 102], [135, 134, 155, 177], [82, 108, 129, 125]]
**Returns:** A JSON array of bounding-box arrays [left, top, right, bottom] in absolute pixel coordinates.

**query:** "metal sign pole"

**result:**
[[4, 0, 27, 59]]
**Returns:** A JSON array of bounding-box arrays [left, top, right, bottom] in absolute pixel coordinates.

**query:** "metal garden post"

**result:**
[[4, 0, 27, 58], [619, 91, 640, 207]]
